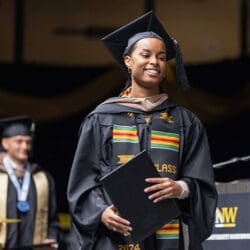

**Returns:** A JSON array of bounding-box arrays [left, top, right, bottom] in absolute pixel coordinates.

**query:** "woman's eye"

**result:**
[[141, 54, 150, 58]]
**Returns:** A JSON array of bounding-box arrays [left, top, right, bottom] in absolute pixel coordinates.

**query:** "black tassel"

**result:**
[[173, 39, 190, 90]]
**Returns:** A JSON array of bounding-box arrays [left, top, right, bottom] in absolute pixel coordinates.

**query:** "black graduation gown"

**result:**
[[0, 165, 59, 249], [67, 98, 218, 250]]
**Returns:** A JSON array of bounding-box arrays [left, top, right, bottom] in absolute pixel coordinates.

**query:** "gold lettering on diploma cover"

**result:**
[[118, 244, 141, 250], [117, 155, 135, 164], [154, 163, 177, 174]]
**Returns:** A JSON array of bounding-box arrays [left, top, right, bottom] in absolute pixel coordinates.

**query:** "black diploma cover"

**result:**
[[100, 150, 181, 242]]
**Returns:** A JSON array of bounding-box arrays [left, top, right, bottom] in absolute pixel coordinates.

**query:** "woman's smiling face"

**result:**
[[124, 37, 167, 91]]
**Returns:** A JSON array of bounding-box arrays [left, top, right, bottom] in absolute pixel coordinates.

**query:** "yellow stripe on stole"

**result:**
[[113, 129, 137, 134], [151, 134, 180, 142], [33, 172, 49, 244], [151, 140, 179, 147], [157, 229, 179, 234], [113, 135, 138, 139]]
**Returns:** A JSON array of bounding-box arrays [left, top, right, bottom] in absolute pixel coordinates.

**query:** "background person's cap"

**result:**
[[0, 116, 35, 138]]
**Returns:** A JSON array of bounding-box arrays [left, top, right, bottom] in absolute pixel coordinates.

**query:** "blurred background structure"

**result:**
[[0, 0, 249, 247]]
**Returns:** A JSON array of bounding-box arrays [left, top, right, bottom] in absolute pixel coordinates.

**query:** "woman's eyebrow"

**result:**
[[140, 48, 166, 54], [140, 48, 150, 52]]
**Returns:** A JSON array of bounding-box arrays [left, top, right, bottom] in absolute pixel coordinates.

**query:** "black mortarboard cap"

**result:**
[[0, 116, 35, 138], [101, 11, 190, 90]]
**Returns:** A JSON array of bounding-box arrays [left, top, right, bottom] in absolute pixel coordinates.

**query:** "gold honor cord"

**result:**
[[0, 173, 8, 247], [1, 218, 21, 223]]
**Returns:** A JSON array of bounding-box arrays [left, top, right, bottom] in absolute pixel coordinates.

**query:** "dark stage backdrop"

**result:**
[[0, 58, 249, 212]]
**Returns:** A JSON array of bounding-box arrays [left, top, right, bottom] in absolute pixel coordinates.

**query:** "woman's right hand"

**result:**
[[101, 205, 132, 236]]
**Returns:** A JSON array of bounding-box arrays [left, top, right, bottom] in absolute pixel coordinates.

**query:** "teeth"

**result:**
[[146, 69, 159, 75]]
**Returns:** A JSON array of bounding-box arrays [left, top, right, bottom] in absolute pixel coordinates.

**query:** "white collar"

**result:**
[[5, 155, 26, 171]]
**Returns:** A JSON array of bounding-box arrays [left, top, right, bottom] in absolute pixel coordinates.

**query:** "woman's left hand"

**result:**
[[144, 177, 182, 203]]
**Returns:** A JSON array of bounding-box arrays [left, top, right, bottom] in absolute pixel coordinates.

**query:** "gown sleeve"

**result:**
[[179, 110, 218, 246], [67, 115, 109, 249]]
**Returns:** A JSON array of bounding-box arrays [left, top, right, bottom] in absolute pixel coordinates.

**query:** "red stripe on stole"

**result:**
[[151, 137, 179, 144], [160, 225, 179, 230], [151, 135, 180, 143], [113, 132, 137, 137]]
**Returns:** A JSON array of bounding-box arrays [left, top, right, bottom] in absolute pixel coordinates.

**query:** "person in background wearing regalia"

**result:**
[[0, 116, 59, 249], [67, 11, 217, 250]]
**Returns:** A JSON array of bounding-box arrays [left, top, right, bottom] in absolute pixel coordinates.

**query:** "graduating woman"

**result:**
[[67, 11, 217, 250]]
